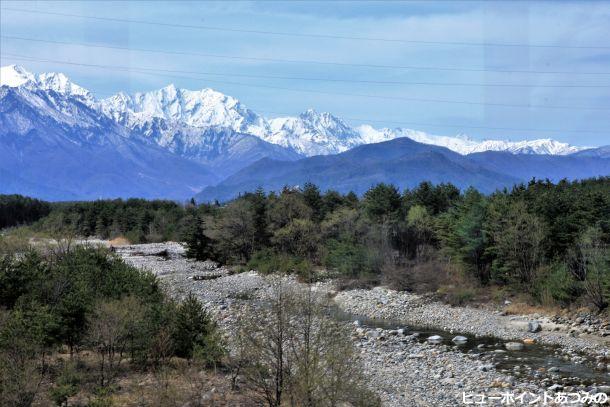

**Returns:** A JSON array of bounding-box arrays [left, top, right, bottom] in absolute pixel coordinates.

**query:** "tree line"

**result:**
[[186, 178, 610, 311], [0, 194, 51, 229], [9, 177, 610, 311]]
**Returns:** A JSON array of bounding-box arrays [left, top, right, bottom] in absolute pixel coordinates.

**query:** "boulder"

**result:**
[[452, 336, 468, 344], [427, 335, 443, 345], [528, 321, 542, 333], [505, 342, 525, 351]]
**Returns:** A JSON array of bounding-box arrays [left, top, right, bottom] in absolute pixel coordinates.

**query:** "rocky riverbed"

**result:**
[[114, 242, 610, 406]]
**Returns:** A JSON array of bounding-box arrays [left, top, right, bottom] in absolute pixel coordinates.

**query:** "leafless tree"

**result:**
[[87, 296, 145, 386], [231, 277, 379, 407]]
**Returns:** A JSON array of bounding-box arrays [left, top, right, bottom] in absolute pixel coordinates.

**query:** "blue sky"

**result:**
[[1, 0, 609, 147]]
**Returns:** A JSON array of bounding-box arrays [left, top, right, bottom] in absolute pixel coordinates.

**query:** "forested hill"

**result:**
[[195, 137, 610, 203]]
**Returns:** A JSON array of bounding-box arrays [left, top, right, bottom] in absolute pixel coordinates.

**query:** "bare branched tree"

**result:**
[[87, 296, 145, 386], [231, 277, 379, 407]]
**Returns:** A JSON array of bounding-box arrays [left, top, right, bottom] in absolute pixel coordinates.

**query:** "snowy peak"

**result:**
[[1, 65, 36, 87], [265, 109, 360, 156], [477, 138, 583, 155], [353, 126, 584, 156], [1, 65, 588, 158], [100, 85, 269, 137], [1, 65, 94, 105]]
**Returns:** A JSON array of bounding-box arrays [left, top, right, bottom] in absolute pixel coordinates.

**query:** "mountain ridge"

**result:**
[[195, 137, 610, 203], [1, 65, 590, 158]]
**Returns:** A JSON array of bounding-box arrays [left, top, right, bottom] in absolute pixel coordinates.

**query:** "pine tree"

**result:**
[[184, 217, 215, 261], [172, 293, 221, 361]]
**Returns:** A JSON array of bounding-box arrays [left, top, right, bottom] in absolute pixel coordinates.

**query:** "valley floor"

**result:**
[[108, 241, 610, 406]]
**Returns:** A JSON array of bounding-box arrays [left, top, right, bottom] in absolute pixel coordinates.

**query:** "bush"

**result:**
[[49, 361, 81, 406], [247, 249, 313, 280], [533, 263, 580, 306], [323, 239, 380, 278], [172, 294, 223, 364], [437, 286, 476, 306], [232, 283, 380, 406], [382, 259, 451, 293]]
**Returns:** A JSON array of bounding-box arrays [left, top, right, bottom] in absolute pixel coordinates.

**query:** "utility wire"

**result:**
[[254, 109, 608, 136], [3, 52, 609, 112], [2, 54, 607, 135], [3, 6, 610, 50], [3, 35, 610, 84]]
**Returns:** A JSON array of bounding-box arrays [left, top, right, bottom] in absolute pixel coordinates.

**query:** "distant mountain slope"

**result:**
[[0, 85, 218, 200], [2, 65, 302, 181], [572, 145, 610, 159], [195, 137, 610, 202], [195, 138, 520, 202], [0, 65, 605, 202], [467, 151, 610, 182]]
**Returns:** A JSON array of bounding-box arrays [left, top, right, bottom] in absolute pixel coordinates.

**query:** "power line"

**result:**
[[4, 35, 610, 85], [3, 6, 610, 50], [4, 52, 609, 112], [254, 109, 608, 136], [2, 54, 607, 136]]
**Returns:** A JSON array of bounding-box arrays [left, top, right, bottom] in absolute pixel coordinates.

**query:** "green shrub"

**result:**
[[533, 263, 580, 306], [49, 361, 81, 406], [172, 294, 223, 364], [247, 249, 313, 279], [323, 239, 380, 278]]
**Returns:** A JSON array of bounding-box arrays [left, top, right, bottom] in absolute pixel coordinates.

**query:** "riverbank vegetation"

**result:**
[[0, 244, 227, 406], [2, 177, 609, 312]]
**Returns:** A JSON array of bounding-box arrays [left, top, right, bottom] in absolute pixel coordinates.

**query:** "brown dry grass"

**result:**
[[109, 236, 131, 246], [33, 351, 256, 407], [504, 301, 564, 317]]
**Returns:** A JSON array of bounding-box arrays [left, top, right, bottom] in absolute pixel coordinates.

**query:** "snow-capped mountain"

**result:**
[[0, 75, 217, 200], [355, 125, 584, 156], [2, 65, 588, 159], [0, 65, 605, 201], [1, 64, 95, 105], [97, 85, 299, 173], [99, 84, 269, 139], [265, 109, 361, 156]]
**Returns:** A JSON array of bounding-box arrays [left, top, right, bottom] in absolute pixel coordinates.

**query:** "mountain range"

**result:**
[[0, 64, 608, 201]]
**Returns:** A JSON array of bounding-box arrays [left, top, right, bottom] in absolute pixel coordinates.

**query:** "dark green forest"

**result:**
[[0, 194, 51, 229], [2, 177, 609, 311]]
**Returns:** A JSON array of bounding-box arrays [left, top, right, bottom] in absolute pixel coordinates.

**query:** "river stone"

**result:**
[[528, 321, 542, 333], [427, 335, 443, 345], [366, 330, 379, 339], [505, 342, 525, 351], [452, 335, 468, 344]]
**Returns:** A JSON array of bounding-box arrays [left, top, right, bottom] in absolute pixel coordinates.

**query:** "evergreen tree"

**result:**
[[172, 293, 220, 360], [303, 182, 323, 221], [250, 187, 270, 250], [363, 183, 401, 223], [184, 217, 215, 261]]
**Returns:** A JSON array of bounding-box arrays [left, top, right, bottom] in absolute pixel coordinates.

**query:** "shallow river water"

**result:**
[[331, 307, 609, 387]]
